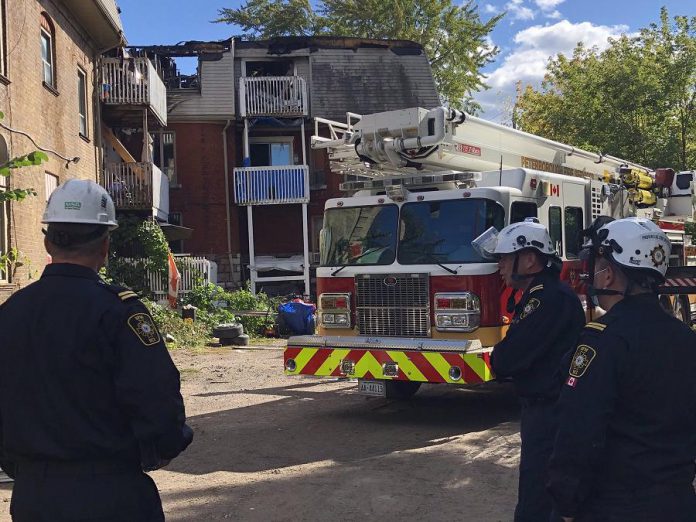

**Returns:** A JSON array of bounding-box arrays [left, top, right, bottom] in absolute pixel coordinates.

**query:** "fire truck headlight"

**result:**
[[434, 292, 480, 332], [319, 293, 352, 329], [285, 358, 297, 372]]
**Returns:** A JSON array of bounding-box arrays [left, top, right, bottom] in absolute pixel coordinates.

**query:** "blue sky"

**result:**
[[116, 0, 694, 120]]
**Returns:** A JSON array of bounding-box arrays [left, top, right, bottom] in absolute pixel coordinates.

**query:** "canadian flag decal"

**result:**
[[551, 184, 560, 196]]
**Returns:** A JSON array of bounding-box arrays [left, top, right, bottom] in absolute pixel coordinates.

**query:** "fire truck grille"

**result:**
[[355, 273, 430, 337]]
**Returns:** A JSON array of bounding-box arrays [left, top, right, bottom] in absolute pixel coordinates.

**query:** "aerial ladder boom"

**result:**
[[312, 106, 649, 181]]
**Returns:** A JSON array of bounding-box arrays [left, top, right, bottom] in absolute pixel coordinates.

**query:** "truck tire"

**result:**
[[231, 334, 250, 347], [384, 381, 421, 400], [213, 323, 243, 339], [673, 296, 691, 325]]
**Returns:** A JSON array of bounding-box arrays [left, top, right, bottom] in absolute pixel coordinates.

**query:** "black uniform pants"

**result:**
[[515, 398, 557, 522], [574, 483, 696, 522], [10, 461, 164, 522]]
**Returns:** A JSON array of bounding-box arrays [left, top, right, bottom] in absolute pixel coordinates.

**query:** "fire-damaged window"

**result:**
[[244, 60, 294, 77], [564, 207, 584, 259], [399, 199, 505, 264], [152, 131, 177, 186]]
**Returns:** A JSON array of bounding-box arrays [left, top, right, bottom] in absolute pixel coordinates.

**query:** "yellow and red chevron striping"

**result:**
[[284, 347, 493, 384]]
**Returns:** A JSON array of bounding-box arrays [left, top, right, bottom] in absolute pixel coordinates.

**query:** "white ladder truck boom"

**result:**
[[313, 106, 650, 184]]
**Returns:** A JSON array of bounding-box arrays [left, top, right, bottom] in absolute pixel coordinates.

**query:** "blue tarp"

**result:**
[[278, 301, 316, 335]]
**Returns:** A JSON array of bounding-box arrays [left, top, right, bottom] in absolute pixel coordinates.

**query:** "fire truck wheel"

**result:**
[[673, 296, 691, 325], [384, 381, 421, 400], [213, 323, 244, 339]]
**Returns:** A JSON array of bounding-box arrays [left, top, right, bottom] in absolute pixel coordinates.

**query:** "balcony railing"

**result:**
[[233, 165, 309, 205], [239, 76, 308, 118], [101, 57, 167, 126], [103, 162, 169, 220]]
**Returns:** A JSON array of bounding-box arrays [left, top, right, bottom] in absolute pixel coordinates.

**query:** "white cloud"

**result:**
[[475, 20, 628, 121], [534, 0, 564, 9], [545, 9, 562, 19], [483, 3, 500, 14], [506, 0, 535, 21]]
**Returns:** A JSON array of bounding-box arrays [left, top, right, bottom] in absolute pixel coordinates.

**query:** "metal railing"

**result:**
[[233, 165, 310, 205], [103, 162, 169, 219], [239, 76, 308, 117], [101, 57, 167, 125]]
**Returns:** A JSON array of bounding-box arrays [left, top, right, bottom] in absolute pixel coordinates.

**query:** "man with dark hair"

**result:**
[[548, 217, 696, 521], [0, 179, 192, 521], [473, 218, 585, 522]]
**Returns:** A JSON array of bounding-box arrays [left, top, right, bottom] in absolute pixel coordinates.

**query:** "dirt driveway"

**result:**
[[1, 343, 522, 521]]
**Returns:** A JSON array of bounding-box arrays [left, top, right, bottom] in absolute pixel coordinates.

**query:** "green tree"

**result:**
[[216, 0, 502, 110], [516, 7, 696, 170]]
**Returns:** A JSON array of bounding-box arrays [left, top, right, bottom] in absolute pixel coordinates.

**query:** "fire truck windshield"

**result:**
[[398, 199, 505, 264], [322, 204, 399, 266]]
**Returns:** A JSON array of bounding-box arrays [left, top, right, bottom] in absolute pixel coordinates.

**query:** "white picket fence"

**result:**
[[120, 256, 217, 299]]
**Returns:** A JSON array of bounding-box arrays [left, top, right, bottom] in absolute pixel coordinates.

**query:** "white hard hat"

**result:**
[[42, 179, 118, 229], [472, 217, 555, 259], [592, 217, 670, 282]]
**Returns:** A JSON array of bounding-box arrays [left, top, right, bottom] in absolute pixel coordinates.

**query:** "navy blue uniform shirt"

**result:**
[[0, 263, 190, 471], [491, 270, 585, 399], [548, 293, 696, 518]]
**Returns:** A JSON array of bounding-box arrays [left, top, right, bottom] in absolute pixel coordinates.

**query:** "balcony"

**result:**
[[233, 165, 309, 205], [103, 162, 169, 221], [239, 76, 308, 118], [100, 57, 167, 126]]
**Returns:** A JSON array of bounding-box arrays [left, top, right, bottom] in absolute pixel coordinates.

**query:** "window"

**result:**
[[249, 138, 293, 166], [399, 199, 505, 264], [45, 173, 58, 200], [40, 14, 56, 88], [564, 207, 584, 259], [0, 135, 7, 281], [152, 131, 177, 185], [510, 201, 537, 223], [0, 0, 7, 78], [78, 68, 88, 137], [549, 207, 563, 257], [168, 212, 184, 254], [676, 172, 693, 191]]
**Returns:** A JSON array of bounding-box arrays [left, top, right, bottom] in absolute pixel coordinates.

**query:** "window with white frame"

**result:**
[[152, 131, 177, 186], [168, 211, 184, 253], [40, 14, 56, 88], [248, 136, 294, 166], [0, 0, 7, 78], [45, 172, 58, 200], [78, 68, 88, 137]]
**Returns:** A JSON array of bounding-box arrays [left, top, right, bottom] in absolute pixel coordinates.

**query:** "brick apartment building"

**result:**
[[0, 0, 177, 304], [134, 36, 440, 296]]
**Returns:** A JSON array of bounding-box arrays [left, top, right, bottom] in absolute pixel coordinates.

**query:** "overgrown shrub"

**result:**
[[183, 283, 277, 336], [144, 299, 211, 349]]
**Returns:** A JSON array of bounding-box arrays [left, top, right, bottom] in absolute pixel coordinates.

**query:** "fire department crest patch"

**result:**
[[519, 298, 540, 319], [569, 344, 597, 378], [128, 313, 161, 346], [649, 245, 666, 267]]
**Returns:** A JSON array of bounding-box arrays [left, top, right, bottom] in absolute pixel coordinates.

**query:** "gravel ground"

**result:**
[[0, 342, 522, 521]]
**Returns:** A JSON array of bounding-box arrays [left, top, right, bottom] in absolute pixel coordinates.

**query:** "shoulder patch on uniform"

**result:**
[[119, 290, 139, 301], [519, 298, 540, 319], [529, 284, 544, 294], [127, 313, 161, 346], [585, 321, 606, 332], [569, 344, 597, 378]]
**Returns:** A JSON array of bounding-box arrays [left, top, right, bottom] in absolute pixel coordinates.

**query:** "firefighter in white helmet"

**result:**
[[0, 180, 192, 521], [548, 217, 696, 521], [473, 218, 585, 522]]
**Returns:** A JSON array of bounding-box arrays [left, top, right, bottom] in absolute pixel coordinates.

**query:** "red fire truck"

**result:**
[[283, 107, 695, 398]]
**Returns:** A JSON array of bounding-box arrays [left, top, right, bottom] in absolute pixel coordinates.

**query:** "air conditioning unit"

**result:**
[[311, 252, 321, 264]]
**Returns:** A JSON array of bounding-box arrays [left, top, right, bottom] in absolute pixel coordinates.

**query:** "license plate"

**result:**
[[358, 379, 386, 397]]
